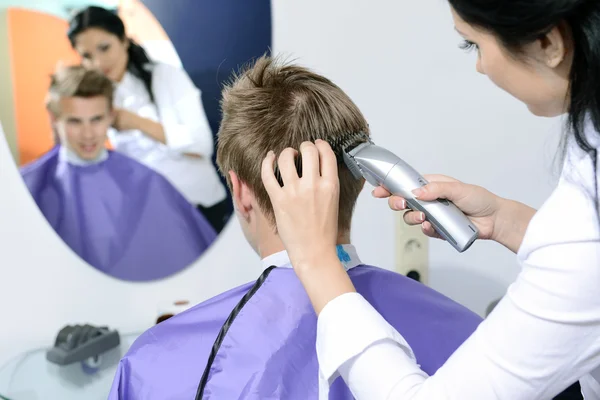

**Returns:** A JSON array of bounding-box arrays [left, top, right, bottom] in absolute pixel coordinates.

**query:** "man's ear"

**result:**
[[48, 110, 57, 125], [228, 170, 253, 218], [47, 111, 60, 144]]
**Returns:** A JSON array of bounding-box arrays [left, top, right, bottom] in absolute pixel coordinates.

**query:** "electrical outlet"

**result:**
[[395, 212, 429, 285]]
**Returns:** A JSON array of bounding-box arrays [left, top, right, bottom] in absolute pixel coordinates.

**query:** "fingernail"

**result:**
[[394, 199, 405, 210], [412, 188, 423, 198], [420, 212, 425, 222], [267, 150, 274, 157]]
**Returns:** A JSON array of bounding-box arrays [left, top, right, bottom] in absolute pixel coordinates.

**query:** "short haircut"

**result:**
[[217, 55, 370, 232], [46, 65, 114, 116]]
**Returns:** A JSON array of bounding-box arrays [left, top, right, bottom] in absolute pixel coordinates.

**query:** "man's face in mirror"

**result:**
[[52, 96, 113, 160]]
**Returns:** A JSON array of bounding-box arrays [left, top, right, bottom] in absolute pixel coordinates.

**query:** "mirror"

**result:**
[[0, 0, 272, 282]]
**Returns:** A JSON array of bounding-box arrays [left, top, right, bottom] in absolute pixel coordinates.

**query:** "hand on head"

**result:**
[[261, 140, 341, 271], [262, 139, 514, 257]]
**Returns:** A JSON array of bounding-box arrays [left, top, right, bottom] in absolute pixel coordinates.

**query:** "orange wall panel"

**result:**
[[7, 8, 80, 165]]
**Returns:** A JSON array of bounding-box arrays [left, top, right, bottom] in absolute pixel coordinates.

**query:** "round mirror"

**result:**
[[0, 0, 270, 283]]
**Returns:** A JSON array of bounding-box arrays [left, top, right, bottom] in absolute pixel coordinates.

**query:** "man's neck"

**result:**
[[258, 231, 351, 260], [59, 145, 108, 166]]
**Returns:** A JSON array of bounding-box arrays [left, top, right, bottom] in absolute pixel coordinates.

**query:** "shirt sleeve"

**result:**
[[155, 64, 215, 157], [317, 241, 600, 400]]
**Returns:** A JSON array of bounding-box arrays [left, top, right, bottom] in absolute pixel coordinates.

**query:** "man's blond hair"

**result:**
[[46, 65, 114, 117], [217, 55, 369, 232]]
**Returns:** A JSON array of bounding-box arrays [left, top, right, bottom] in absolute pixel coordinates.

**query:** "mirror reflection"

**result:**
[[0, 0, 271, 398], [4, 3, 237, 282]]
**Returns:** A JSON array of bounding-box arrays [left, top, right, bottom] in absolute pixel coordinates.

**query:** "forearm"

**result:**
[[295, 252, 356, 315], [135, 116, 166, 144], [320, 242, 600, 400], [492, 198, 537, 253]]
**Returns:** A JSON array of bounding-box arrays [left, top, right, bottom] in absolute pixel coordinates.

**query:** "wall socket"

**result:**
[[395, 212, 429, 285]]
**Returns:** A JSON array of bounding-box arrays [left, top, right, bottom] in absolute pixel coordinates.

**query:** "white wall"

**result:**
[[271, 0, 562, 313], [0, 0, 563, 367]]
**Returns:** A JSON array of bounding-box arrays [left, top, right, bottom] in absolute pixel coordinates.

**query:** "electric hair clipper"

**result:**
[[342, 136, 479, 253]]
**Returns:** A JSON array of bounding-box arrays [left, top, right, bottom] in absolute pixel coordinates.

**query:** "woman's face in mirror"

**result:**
[[74, 28, 129, 83]]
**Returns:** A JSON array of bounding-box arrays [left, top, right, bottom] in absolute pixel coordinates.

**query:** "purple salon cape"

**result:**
[[108, 265, 482, 399], [20, 146, 217, 281]]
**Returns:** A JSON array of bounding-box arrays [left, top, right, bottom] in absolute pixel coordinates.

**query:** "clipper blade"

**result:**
[[330, 131, 371, 155], [333, 131, 371, 180]]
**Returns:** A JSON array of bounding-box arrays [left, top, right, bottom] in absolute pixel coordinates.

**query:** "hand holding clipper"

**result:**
[[341, 135, 479, 252]]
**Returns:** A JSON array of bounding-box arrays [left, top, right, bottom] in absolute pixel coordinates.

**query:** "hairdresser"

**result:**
[[67, 6, 229, 233], [261, 0, 600, 399]]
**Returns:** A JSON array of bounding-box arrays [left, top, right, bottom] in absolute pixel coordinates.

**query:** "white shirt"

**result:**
[[261, 244, 370, 400], [110, 63, 226, 207], [317, 124, 600, 399]]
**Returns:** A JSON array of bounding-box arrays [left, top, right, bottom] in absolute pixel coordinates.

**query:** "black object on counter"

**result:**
[[46, 324, 120, 366]]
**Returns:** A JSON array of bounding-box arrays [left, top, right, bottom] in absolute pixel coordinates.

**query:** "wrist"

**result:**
[[491, 197, 536, 253], [291, 248, 356, 315], [292, 248, 340, 277]]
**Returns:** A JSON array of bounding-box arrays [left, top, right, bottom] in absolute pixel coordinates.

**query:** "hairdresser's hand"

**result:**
[[262, 140, 356, 314], [113, 108, 141, 131], [373, 175, 536, 253], [262, 140, 340, 269], [113, 108, 167, 144]]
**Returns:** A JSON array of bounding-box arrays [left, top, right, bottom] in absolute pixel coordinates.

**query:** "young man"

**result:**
[[108, 56, 482, 398], [20, 66, 216, 281]]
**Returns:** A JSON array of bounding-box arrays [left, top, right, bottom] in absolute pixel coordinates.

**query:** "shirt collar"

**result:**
[[260, 244, 362, 272], [58, 145, 108, 166]]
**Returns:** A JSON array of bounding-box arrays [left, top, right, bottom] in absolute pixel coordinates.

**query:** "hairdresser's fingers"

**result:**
[[422, 174, 459, 184], [278, 148, 300, 186], [299, 141, 320, 182], [315, 139, 338, 181], [374, 175, 457, 199], [261, 151, 282, 197], [422, 221, 443, 239], [414, 181, 465, 202], [388, 196, 408, 211], [403, 210, 426, 226], [372, 186, 391, 198]]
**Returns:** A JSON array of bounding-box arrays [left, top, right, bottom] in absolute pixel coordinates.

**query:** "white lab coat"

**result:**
[[109, 62, 226, 207], [316, 122, 600, 399]]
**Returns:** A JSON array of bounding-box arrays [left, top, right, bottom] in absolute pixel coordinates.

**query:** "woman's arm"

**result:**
[[375, 177, 537, 254], [114, 109, 166, 144], [152, 64, 214, 157], [114, 64, 214, 156], [491, 198, 537, 253], [261, 140, 600, 400], [317, 241, 600, 400]]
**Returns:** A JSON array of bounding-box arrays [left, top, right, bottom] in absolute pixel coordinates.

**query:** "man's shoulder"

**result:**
[[350, 264, 482, 374], [20, 146, 59, 176], [122, 281, 255, 363], [350, 264, 481, 321]]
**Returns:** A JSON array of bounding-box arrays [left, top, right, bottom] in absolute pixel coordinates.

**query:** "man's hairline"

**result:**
[[50, 94, 114, 119]]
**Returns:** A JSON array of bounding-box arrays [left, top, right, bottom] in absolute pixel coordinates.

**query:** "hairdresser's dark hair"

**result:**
[[449, 0, 600, 216], [67, 6, 155, 102]]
